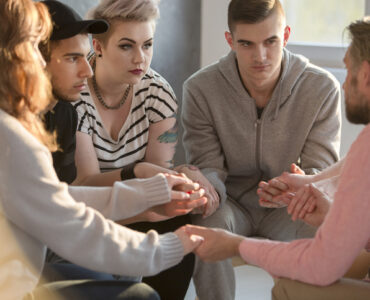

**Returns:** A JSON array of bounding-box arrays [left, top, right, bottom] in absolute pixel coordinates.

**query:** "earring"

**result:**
[[98, 54, 102, 58]]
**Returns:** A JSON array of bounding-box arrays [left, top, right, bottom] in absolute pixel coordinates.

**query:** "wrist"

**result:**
[[121, 159, 145, 180]]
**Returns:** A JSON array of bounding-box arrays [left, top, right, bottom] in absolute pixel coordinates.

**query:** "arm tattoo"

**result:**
[[158, 116, 178, 144]]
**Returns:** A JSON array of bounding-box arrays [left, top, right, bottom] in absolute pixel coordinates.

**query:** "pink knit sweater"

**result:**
[[239, 125, 370, 286]]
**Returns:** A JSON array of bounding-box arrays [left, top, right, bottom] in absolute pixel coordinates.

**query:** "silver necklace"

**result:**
[[91, 60, 131, 110]]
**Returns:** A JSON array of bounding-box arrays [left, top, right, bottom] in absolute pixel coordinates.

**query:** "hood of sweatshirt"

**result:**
[[217, 48, 309, 120]]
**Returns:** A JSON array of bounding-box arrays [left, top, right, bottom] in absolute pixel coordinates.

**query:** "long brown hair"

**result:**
[[0, 0, 57, 150]]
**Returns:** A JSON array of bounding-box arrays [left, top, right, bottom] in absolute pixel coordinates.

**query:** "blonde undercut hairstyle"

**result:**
[[347, 16, 370, 71], [0, 0, 57, 150], [88, 0, 160, 44]]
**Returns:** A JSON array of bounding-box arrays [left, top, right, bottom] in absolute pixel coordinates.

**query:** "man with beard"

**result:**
[[187, 17, 370, 300], [40, 0, 109, 183]]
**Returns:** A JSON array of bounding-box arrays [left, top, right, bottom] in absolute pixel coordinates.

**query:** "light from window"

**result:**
[[281, 0, 365, 45]]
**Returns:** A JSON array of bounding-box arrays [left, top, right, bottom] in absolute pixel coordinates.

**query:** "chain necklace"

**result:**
[[91, 60, 131, 110]]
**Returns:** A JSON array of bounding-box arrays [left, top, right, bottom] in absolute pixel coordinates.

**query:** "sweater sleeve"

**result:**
[[182, 80, 228, 204], [300, 81, 341, 174], [0, 123, 184, 277], [239, 126, 370, 285], [68, 174, 170, 221]]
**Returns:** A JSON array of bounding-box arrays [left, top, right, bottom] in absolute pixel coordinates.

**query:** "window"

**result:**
[[282, 0, 370, 68], [281, 0, 367, 45]]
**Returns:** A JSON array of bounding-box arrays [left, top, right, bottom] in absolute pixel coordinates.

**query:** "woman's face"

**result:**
[[96, 20, 155, 85]]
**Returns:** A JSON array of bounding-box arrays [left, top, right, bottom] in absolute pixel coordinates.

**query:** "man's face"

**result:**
[[225, 10, 290, 89], [343, 49, 370, 124], [46, 34, 92, 101]]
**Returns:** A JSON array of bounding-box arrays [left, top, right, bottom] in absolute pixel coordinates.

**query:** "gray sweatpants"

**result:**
[[191, 198, 316, 300]]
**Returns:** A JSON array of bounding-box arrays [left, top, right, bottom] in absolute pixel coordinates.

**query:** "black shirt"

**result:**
[[44, 99, 77, 184]]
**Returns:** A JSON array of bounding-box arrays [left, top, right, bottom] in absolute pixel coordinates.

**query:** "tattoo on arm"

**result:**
[[157, 116, 178, 144], [166, 159, 174, 169]]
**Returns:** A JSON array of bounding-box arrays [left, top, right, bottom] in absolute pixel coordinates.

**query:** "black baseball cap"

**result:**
[[42, 0, 109, 41]]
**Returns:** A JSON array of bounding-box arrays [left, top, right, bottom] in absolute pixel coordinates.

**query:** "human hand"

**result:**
[[288, 184, 331, 227], [184, 225, 244, 262], [257, 164, 311, 208], [174, 164, 220, 217], [144, 173, 207, 222], [147, 186, 207, 222], [174, 226, 204, 255]]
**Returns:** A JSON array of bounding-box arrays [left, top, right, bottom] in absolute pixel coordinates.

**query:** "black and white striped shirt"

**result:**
[[74, 68, 177, 172]]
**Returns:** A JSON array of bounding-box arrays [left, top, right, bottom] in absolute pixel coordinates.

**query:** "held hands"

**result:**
[[257, 163, 312, 208], [174, 164, 220, 218], [174, 226, 204, 255], [287, 184, 331, 227], [184, 225, 244, 262], [145, 173, 208, 222]]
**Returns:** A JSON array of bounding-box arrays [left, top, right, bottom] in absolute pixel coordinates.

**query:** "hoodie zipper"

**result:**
[[254, 118, 262, 171]]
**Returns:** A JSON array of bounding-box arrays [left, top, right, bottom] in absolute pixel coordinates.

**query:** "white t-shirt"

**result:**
[[74, 68, 177, 172]]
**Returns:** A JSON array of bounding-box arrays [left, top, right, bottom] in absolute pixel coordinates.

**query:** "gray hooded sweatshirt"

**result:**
[[182, 49, 341, 219]]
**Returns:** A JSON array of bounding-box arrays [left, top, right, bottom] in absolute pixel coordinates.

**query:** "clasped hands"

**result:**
[[257, 163, 331, 227], [176, 163, 333, 261]]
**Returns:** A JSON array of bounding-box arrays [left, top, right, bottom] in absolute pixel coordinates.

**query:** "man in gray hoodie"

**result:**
[[182, 0, 341, 299]]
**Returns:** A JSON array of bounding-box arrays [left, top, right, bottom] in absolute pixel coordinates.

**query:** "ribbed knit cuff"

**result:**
[[156, 232, 184, 272], [140, 174, 171, 208]]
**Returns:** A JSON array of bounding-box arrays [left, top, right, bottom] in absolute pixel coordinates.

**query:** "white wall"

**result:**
[[200, 0, 364, 158]]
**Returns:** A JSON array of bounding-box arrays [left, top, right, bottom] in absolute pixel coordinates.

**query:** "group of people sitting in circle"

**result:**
[[0, 0, 369, 299]]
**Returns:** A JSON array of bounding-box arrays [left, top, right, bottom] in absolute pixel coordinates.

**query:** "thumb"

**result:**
[[291, 163, 305, 175]]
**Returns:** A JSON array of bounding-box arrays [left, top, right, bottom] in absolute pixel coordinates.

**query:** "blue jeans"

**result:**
[[42, 262, 140, 282], [27, 280, 160, 300], [31, 263, 156, 300]]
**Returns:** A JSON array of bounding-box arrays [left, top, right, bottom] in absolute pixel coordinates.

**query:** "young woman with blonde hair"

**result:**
[[73, 1, 218, 299]]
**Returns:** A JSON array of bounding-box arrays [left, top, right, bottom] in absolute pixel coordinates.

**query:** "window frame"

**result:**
[[286, 0, 370, 69]]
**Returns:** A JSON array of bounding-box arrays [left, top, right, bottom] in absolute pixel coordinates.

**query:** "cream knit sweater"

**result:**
[[0, 109, 184, 299]]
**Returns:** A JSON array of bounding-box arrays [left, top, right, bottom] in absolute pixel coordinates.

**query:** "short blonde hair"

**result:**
[[88, 0, 160, 44]]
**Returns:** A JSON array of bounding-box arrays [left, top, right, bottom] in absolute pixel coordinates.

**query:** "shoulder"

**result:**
[[72, 89, 96, 113], [53, 100, 77, 122], [137, 68, 176, 100], [304, 63, 340, 89], [0, 110, 50, 165], [184, 61, 220, 89], [287, 50, 340, 90]]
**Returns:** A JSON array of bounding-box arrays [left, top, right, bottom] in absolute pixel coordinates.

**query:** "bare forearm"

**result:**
[[311, 158, 345, 183], [73, 169, 121, 186]]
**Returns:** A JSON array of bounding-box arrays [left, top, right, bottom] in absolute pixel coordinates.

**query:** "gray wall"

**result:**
[[40, 0, 201, 165], [151, 0, 201, 165]]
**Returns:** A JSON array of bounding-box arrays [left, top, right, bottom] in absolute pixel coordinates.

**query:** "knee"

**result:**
[[126, 283, 160, 300], [271, 278, 294, 300], [190, 205, 234, 230]]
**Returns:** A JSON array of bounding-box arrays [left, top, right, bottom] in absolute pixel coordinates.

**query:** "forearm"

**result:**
[[116, 211, 149, 225], [310, 158, 345, 183], [73, 169, 121, 186], [69, 174, 171, 220]]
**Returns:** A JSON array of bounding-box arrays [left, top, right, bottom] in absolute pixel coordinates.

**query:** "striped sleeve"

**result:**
[[73, 96, 94, 136], [142, 72, 178, 123]]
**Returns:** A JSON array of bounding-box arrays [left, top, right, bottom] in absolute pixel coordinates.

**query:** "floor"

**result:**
[[184, 264, 274, 300]]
